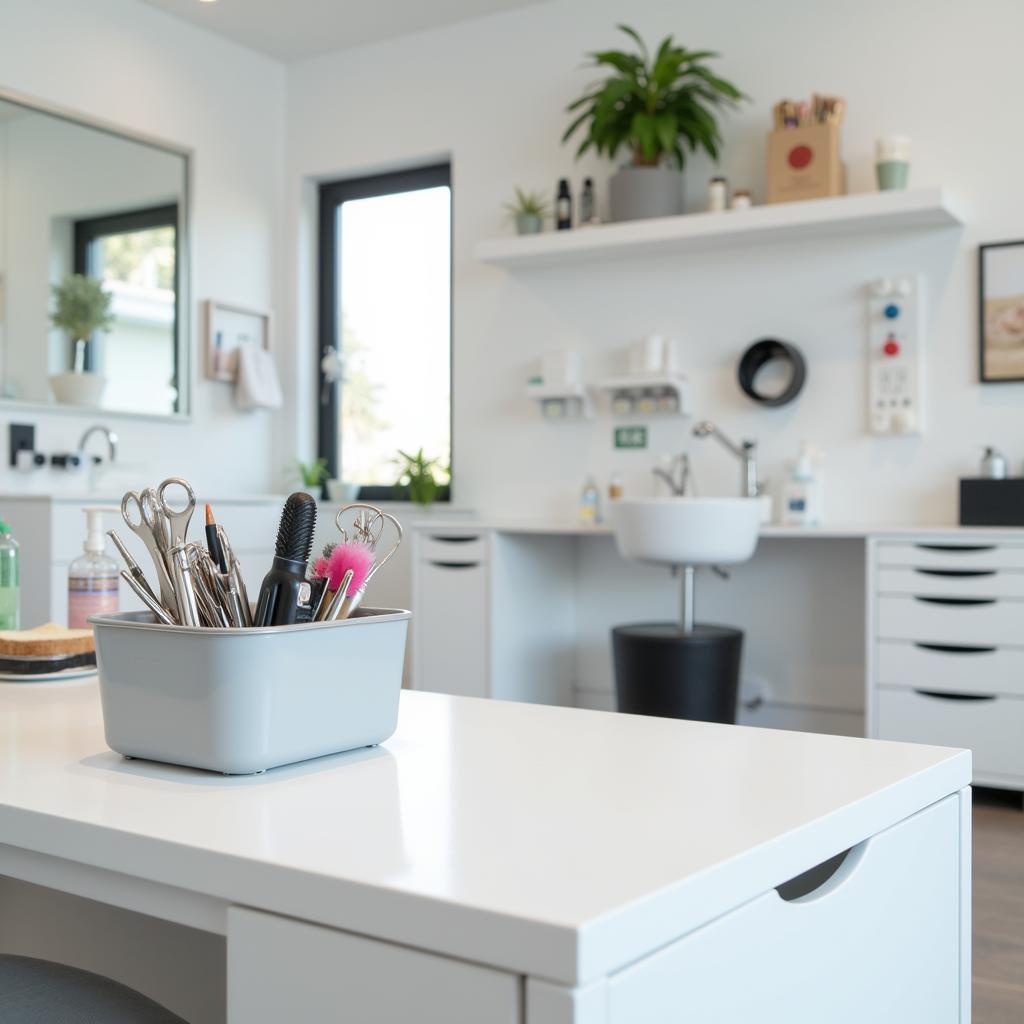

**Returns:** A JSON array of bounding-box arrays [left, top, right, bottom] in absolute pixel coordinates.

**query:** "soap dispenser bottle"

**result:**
[[781, 443, 822, 526], [68, 507, 119, 628]]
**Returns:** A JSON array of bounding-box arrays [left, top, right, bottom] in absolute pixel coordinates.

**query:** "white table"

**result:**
[[0, 680, 971, 1022]]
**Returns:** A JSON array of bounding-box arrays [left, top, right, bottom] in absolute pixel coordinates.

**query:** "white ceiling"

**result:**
[[136, 0, 549, 61]]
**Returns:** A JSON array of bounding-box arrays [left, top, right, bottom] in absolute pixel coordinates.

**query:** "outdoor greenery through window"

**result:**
[[319, 165, 452, 500]]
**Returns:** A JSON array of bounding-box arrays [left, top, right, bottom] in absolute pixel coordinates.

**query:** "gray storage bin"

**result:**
[[91, 608, 409, 774]]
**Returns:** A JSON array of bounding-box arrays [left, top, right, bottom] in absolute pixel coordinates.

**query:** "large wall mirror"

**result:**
[[0, 90, 190, 418]]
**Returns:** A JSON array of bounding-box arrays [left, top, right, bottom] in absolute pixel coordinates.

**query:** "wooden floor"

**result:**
[[974, 788, 1024, 1022]]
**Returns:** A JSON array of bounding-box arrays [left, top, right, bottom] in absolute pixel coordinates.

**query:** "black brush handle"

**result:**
[[255, 493, 318, 626]]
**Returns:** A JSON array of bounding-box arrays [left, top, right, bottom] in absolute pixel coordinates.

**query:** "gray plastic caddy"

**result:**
[[91, 608, 410, 774]]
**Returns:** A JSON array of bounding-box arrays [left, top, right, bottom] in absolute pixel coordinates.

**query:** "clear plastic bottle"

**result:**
[[0, 519, 20, 630], [580, 475, 601, 525], [68, 507, 119, 628]]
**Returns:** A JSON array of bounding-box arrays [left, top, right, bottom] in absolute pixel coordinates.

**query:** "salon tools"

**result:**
[[332, 503, 404, 618], [313, 542, 374, 622], [107, 529, 159, 606], [169, 543, 201, 627], [205, 504, 228, 573], [254, 492, 318, 627], [120, 570, 176, 626]]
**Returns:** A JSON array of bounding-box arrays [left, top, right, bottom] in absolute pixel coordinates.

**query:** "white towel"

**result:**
[[234, 344, 282, 410]]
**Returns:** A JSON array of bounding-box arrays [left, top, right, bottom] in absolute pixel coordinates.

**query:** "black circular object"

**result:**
[[737, 337, 806, 407]]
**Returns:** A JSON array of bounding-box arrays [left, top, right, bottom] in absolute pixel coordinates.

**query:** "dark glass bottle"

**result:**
[[556, 178, 572, 230]]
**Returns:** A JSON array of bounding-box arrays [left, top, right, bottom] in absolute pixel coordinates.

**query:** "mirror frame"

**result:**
[[0, 86, 193, 422]]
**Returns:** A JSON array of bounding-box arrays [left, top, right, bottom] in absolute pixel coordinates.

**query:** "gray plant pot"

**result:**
[[515, 213, 544, 235], [609, 165, 684, 222]]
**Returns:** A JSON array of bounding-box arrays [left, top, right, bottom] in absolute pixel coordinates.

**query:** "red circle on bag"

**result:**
[[788, 145, 813, 169]]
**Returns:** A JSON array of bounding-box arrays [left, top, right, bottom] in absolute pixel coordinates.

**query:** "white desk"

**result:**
[[0, 680, 971, 1022]]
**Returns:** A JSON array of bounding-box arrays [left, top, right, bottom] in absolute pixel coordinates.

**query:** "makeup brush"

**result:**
[[254, 492, 318, 627], [204, 504, 228, 573], [314, 541, 374, 622]]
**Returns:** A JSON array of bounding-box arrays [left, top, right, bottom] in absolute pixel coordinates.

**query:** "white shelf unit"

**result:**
[[525, 380, 592, 420], [476, 187, 964, 269], [598, 374, 689, 417]]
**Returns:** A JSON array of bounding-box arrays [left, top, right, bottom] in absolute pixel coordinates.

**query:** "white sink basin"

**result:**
[[610, 497, 764, 567]]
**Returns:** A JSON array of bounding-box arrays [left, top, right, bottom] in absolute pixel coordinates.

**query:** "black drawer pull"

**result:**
[[913, 689, 997, 702], [913, 596, 996, 607], [914, 543, 996, 553], [428, 560, 480, 569], [429, 535, 480, 544], [914, 642, 997, 655], [913, 568, 996, 579]]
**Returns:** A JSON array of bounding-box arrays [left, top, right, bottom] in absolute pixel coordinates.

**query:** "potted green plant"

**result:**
[[394, 448, 447, 508], [48, 274, 115, 406], [563, 25, 745, 222], [504, 188, 550, 235]]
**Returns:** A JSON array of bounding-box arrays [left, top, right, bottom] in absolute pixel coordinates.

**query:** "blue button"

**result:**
[[883, 303, 900, 320]]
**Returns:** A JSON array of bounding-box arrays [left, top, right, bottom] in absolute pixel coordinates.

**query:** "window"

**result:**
[[318, 164, 451, 500], [73, 204, 180, 415]]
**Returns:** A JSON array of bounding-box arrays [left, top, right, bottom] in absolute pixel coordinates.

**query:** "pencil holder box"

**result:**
[[91, 607, 410, 775], [766, 123, 844, 204]]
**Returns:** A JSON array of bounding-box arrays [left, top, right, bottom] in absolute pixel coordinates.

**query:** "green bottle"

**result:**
[[0, 519, 19, 630]]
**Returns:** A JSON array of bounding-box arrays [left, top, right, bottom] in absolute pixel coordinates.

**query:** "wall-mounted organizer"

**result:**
[[866, 274, 924, 436], [525, 380, 593, 420], [597, 374, 689, 417]]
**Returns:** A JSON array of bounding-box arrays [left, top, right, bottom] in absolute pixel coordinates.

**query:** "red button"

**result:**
[[883, 337, 900, 357], [788, 144, 813, 169]]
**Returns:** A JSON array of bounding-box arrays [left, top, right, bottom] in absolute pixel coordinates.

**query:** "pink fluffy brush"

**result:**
[[322, 541, 374, 593]]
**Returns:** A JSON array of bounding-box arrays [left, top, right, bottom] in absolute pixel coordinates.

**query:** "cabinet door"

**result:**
[[414, 559, 488, 697], [606, 795, 963, 1024], [227, 907, 518, 1024]]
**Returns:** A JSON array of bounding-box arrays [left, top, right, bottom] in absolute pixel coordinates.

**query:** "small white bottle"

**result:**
[[781, 443, 823, 526], [68, 507, 119, 628]]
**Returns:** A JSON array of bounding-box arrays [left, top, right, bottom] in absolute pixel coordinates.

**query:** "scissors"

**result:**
[[121, 477, 197, 614]]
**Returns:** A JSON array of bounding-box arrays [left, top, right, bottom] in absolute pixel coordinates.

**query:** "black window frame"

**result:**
[[72, 203, 180, 405], [317, 163, 452, 503]]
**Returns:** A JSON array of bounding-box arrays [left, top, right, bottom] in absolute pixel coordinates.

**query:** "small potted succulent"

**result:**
[[563, 25, 745, 221], [504, 188, 550, 235], [48, 274, 115, 407], [394, 448, 448, 508]]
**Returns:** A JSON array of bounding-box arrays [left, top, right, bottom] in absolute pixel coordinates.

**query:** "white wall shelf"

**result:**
[[476, 187, 964, 269], [598, 374, 689, 417], [525, 381, 592, 420]]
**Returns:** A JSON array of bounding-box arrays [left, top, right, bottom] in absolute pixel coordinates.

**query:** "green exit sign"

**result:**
[[614, 425, 648, 449]]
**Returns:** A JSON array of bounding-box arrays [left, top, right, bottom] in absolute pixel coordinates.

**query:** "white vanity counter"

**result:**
[[0, 681, 971, 1021]]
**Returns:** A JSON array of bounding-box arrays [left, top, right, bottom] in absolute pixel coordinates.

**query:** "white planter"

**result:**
[[49, 371, 107, 407], [609, 164, 684, 222]]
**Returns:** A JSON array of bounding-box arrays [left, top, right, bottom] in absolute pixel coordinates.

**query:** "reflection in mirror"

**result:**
[[0, 93, 189, 417]]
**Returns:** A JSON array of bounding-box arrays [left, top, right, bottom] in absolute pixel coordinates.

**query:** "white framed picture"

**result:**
[[204, 299, 272, 382]]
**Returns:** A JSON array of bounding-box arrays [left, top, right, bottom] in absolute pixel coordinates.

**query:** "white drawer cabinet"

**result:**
[[869, 534, 1024, 789], [605, 795, 961, 1024], [227, 907, 519, 1024]]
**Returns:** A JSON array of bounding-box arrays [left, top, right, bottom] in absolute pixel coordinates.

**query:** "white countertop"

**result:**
[[0, 681, 969, 985], [412, 516, 1024, 539]]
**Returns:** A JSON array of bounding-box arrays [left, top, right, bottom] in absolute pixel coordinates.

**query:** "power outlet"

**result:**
[[867, 274, 925, 436], [9, 423, 35, 467]]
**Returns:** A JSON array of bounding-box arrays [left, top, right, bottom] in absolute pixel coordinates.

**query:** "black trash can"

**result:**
[[612, 623, 743, 724]]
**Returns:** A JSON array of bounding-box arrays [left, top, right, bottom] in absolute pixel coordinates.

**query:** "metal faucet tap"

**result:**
[[692, 420, 759, 498], [78, 425, 119, 464], [652, 453, 691, 496]]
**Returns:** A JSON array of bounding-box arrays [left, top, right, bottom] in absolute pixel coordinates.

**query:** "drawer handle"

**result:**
[[429, 535, 480, 544], [914, 642, 997, 655], [913, 596, 996, 607], [913, 568, 996, 579], [913, 688, 997, 702], [776, 843, 865, 902], [914, 543, 996, 553], [428, 560, 480, 570]]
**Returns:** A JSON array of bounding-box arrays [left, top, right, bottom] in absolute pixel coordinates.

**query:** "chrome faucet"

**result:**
[[652, 453, 691, 496], [692, 420, 760, 498], [78, 424, 119, 464]]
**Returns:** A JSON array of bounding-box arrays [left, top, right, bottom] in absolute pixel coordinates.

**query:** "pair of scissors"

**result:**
[[121, 477, 197, 613]]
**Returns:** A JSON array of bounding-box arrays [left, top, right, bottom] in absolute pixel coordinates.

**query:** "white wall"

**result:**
[[0, 0, 285, 494], [285, 0, 1024, 525]]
